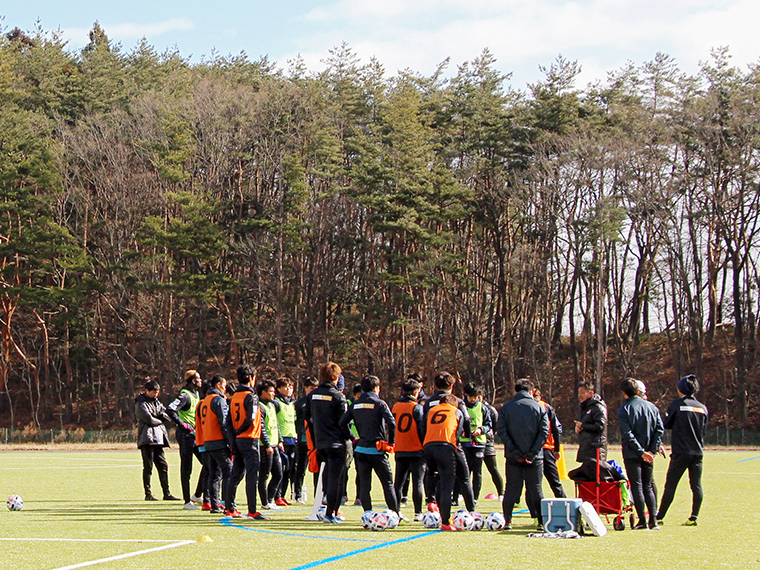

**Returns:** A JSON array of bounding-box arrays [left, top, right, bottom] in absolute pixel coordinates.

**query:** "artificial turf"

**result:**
[[0, 448, 757, 570]]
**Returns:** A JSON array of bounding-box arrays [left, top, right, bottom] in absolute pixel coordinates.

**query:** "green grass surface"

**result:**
[[0, 449, 757, 570]]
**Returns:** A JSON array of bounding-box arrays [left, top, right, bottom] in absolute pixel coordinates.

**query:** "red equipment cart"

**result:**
[[575, 449, 633, 531]]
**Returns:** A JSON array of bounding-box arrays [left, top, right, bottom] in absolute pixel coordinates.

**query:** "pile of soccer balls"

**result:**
[[6, 495, 23, 511], [360, 510, 400, 531], [420, 509, 505, 531]]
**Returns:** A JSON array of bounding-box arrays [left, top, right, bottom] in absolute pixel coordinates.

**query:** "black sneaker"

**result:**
[[163, 494, 181, 501], [145, 494, 158, 501], [209, 506, 225, 514], [632, 522, 649, 530]]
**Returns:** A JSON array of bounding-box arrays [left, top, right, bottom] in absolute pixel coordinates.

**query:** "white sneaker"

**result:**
[[414, 513, 423, 522], [183, 502, 199, 510], [190, 494, 203, 503], [295, 498, 306, 505], [266, 502, 283, 510]]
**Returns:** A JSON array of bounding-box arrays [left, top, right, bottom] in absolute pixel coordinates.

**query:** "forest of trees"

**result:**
[[1, 22, 759, 431]]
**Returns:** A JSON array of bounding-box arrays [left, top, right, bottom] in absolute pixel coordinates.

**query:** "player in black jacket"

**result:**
[[339, 375, 400, 516], [304, 362, 348, 523], [656, 375, 708, 526]]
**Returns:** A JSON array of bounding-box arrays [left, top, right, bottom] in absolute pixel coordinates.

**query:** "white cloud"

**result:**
[[286, 0, 760, 87]]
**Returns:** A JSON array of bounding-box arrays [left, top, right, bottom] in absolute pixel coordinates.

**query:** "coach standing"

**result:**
[[135, 378, 180, 502], [618, 378, 664, 530], [656, 374, 708, 526], [574, 381, 608, 463], [497, 378, 549, 531]]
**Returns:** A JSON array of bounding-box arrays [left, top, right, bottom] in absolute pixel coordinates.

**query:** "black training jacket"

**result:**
[[663, 395, 708, 456], [339, 391, 396, 448], [304, 382, 348, 450]]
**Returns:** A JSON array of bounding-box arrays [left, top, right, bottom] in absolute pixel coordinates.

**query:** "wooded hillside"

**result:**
[[1, 24, 758, 430]]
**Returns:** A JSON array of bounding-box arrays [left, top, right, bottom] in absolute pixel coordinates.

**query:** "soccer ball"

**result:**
[[421, 510, 441, 529], [452, 509, 475, 531], [470, 511, 485, 531], [361, 511, 377, 529], [381, 509, 399, 529], [369, 511, 389, 531], [485, 512, 506, 531], [316, 505, 327, 521], [6, 495, 23, 511]]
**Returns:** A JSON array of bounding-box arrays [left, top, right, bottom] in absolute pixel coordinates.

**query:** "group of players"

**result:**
[[135, 362, 707, 532]]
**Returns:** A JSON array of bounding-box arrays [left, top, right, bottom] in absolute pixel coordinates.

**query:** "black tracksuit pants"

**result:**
[[277, 443, 297, 500], [258, 447, 283, 507], [227, 438, 261, 515], [464, 446, 485, 500], [542, 448, 566, 498], [658, 453, 703, 520], [503, 457, 544, 524], [317, 446, 347, 518], [483, 452, 504, 496], [424, 444, 457, 524], [394, 455, 425, 513], [355, 452, 399, 512], [454, 448, 476, 511], [207, 447, 233, 509], [140, 445, 170, 498], [176, 428, 206, 503], [625, 457, 657, 525]]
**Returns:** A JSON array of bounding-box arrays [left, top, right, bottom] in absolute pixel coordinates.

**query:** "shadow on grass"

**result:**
[[24, 503, 439, 537]]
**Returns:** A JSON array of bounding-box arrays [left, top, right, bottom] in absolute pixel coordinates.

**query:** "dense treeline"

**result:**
[[1, 23, 758, 430]]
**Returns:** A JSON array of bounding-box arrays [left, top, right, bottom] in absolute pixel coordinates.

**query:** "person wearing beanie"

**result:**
[[656, 374, 708, 526]]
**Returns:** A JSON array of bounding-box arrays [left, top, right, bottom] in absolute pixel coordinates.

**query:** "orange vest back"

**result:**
[[199, 393, 224, 443], [393, 400, 423, 452], [423, 403, 459, 447], [538, 400, 555, 450], [230, 391, 262, 439], [195, 402, 205, 446]]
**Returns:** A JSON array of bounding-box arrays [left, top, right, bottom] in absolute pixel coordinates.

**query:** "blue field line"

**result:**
[[288, 531, 441, 570], [738, 456, 760, 463], [220, 517, 384, 543]]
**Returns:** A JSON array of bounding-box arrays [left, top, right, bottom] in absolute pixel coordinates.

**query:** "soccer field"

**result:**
[[0, 448, 757, 570]]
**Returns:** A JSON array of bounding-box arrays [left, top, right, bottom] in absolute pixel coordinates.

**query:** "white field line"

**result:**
[[49, 540, 195, 570], [0, 456, 140, 462], [0, 538, 191, 543], [0, 465, 141, 470]]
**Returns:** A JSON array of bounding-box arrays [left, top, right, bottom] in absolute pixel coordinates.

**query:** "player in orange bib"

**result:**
[[422, 393, 467, 531], [392, 377, 426, 520], [198, 375, 234, 514], [226, 365, 271, 520]]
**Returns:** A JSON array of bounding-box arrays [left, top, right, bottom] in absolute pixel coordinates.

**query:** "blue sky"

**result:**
[[2, 1, 759, 89]]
